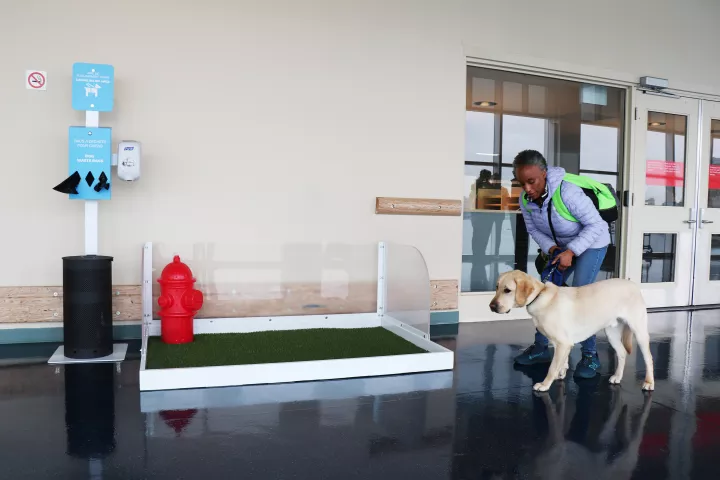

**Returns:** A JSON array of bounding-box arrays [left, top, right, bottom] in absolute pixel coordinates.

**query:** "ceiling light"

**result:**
[[649, 122, 666, 127], [475, 153, 499, 156], [473, 101, 497, 107]]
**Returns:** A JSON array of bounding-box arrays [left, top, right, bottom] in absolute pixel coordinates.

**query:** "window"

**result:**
[[462, 68, 626, 293]]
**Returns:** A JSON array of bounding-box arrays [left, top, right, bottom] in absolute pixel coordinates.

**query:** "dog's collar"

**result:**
[[525, 288, 544, 308]]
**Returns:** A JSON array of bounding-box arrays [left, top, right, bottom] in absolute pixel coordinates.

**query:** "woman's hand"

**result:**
[[552, 249, 575, 271]]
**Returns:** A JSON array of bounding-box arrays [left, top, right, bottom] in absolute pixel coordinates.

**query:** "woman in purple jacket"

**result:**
[[512, 149, 610, 379]]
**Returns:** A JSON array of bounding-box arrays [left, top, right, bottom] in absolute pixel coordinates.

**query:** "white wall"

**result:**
[[460, 0, 720, 96], [1, 0, 718, 287]]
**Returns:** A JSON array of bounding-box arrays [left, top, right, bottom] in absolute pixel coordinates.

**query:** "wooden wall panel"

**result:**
[[375, 197, 462, 216], [0, 286, 141, 323], [1, 279, 459, 323], [150, 281, 378, 319], [430, 280, 458, 310]]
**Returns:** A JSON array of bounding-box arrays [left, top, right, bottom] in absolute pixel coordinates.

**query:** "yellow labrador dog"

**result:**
[[489, 270, 654, 392]]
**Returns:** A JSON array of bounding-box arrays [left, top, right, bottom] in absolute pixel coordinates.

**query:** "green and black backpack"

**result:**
[[521, 173, 620, 226], [527, 173, 620, 275]]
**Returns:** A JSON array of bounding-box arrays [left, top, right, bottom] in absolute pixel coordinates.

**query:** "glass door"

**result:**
[[626, 93, 700, 308], [692, 100, 720, 305]]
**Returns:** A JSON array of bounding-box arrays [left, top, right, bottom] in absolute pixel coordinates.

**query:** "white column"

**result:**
[[85, 111, 100, 255], [84, 201, 99, 255]]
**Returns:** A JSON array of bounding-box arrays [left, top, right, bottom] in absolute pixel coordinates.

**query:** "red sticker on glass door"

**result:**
[[646, 160, 684, 187]]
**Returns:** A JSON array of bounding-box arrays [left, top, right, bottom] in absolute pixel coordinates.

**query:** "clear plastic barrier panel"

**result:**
[[150, 243, 378, 319], [384, 243, 430, 335]]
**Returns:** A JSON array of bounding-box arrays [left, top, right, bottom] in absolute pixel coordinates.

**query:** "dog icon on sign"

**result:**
[[85, 83, 101, 97]]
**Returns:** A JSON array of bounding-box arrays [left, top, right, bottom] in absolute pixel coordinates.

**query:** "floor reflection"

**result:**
[[450, 311, 720, 480], [64, 363, 116, 464], [0, 311, 719, 478], [523, 382, 652, 479]]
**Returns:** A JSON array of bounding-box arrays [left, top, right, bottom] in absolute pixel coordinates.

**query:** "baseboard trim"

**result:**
[[0, 312, 459, 344], [430, 311, 459, 325], [429, 323, 459, 338], [0, 323, 141, 345], [647, 304, 720, 313]]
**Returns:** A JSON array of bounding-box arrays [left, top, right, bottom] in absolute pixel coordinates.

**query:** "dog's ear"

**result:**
[[514, 275, 535, 307]]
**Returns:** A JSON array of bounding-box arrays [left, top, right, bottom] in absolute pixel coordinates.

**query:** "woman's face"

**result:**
[[515, 165, 546, 201]]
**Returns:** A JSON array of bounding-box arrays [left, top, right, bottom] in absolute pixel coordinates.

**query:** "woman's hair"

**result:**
[[512, 150, 547, 176]]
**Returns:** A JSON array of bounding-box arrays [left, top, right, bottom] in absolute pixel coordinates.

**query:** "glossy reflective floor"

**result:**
[[1, 311, 719, 479]]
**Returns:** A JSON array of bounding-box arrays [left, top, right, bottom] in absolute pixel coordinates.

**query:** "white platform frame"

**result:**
[[139, 242, 454, 391]]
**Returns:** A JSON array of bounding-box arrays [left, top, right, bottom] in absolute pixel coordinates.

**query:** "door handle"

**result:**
[[683, 220, 697, 223], [684, 208, 697, 228], [700, 208, 714, 228]]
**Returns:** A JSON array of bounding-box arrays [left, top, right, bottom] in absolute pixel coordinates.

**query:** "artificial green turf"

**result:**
[[146, 328, 427, 369]]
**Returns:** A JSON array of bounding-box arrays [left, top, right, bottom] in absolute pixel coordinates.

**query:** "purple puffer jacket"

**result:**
[[519, 166, 610, 256]]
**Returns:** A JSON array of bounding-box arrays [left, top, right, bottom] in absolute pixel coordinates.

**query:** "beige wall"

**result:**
[[1, 0, 719, 288]]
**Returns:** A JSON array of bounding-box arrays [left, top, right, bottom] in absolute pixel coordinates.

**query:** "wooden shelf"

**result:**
[[375, 197, 462, 216]]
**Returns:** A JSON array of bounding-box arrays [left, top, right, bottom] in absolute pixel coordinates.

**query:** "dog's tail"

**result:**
[[622, 323, 633, 354]]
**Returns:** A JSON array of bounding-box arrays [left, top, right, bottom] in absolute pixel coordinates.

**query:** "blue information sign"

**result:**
[[68, 126, 112, 200], [72, 63, 115, 112]]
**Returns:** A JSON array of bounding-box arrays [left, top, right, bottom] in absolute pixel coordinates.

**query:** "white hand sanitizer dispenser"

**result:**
[[117, 141, 141, 181]]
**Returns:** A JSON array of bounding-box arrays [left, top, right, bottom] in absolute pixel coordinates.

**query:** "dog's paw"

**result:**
[[642, 381, 655, 391], [609, 375, 622, 385], [533, 382, 550, 392]]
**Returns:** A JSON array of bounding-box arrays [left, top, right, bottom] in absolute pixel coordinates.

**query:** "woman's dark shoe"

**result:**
[[574, 352, 602, 379], [514, 344, 552, 366]]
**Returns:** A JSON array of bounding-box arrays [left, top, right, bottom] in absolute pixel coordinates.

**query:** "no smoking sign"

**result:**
[[26, 70, 47, 90]]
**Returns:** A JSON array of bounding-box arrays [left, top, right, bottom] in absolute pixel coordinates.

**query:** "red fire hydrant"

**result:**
[[157, 255, 204, 344]]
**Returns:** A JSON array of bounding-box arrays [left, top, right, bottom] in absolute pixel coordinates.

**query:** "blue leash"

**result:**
[[541, 263, 559, 283], [540, 248, 566, 285]]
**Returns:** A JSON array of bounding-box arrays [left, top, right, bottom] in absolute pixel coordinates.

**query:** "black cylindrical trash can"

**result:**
[[62, 255, 114, 359]]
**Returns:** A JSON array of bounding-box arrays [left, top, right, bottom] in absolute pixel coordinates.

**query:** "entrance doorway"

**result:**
[[460, 66, 628, 321], [626, 93, 720, 308]]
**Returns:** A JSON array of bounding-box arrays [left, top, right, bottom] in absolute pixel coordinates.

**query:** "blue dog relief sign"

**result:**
[[72, 63, 114, 112], [68, 126, 112, 200]]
